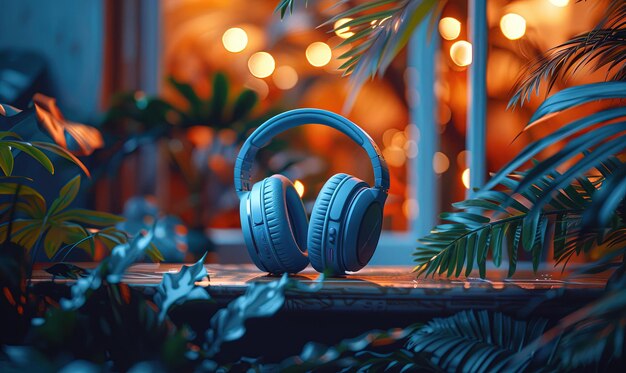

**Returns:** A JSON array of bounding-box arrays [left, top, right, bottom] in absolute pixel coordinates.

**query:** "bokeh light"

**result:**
[[306, 42, 332, 67], [450, 40, 472, 66], [500, 13, 526, 40], [244, 78, 269, 100], [294, 180, 305, 197], [433, 152, 450, 174], [273, 65, 298, 90], [248, 52, 275, 78], [462, 168, 470, 189], [221, 27, 248, 53], [549, 0, 569, 7], [334, 18, 355, 39], [438, 17, 461, 40]]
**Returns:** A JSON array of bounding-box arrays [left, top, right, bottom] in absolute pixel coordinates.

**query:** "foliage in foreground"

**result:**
[[6, 224, 614, 373], [0, 176, 132, 260]]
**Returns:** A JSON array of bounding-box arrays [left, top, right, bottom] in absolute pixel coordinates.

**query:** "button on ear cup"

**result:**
[[261, 175, 309, 273], [307, 173, 351, 272]]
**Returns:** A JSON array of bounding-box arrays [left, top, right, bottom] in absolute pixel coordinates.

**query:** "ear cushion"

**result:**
[[261, 175, 309, 273], [307, 173, 351, 272]]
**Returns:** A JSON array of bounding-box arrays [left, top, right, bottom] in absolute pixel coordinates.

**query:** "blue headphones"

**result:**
[[234, 108, 389, 275]]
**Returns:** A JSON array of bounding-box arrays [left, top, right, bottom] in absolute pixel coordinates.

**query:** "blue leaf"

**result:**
[[154, 252, 210, 322]]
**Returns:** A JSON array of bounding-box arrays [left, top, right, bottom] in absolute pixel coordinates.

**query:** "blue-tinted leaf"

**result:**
[[529, 82, 626, 123], [154, 253, 209, 321]]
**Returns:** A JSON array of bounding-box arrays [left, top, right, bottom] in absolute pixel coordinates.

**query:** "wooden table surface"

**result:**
[[32, 263, 608, 317]]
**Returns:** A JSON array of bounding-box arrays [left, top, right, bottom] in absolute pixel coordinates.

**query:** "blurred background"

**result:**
[[0, 0, 608, 264]]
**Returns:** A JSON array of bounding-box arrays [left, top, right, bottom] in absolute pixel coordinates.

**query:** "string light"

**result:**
[[500, 13, 526, 40], [273, 66, 298, 90], [438, 17, 461, 40], [450, 40, 472, 66], [222, 27, 248, 53], [334, 18, 355, 39], [248, 52, 275, 78], [294, 180, 305, 197], [462, 168, 470, 189], [306, 42, 332, 67]]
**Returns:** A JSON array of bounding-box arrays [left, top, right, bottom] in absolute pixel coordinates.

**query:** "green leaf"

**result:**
[[0, 131, 22, 140], [31, 141, 90, 177], [168, 77, 202, 117], [464, 232, 477, 277], [232, 89, 258, 122], [54, 208, 125, 227], [476, 226, 490, 278], [49, 175, 81, 215], [0, 145, 14, 175], [147, 243, 164, 262], [440, 212, 490, 226], [210, 72, 228, 123], [44, 226, 64, 258], [452, 198, 508, 213], [3, 140, 54, 174], [490, 224, 504, 268], [0, 182, 46, 216], [453, 237, 466, 277], [553, 213, 568, 261], [522, 210, 540, 252]]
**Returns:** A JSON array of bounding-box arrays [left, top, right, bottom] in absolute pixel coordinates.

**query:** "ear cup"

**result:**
[[241, 175, 308, 274], [307, 174, 350, 272], [261, 175, 309, 273]]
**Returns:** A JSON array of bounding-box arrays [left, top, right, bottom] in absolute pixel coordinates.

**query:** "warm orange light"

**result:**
[[462, 168, 470, 189], [187, 126, 213, 148], [222, 27, 248, 53], [334, 18, 355, 39], [549, 0, 569, 7], [450, 40, 472, 66], [500, 13, 526, 40], [244, 78, 269, 100], [306, 42, 332, 67], [438, 17, 461, 40], [248, 52, 275, 78], [433, 152, 450, 174], [402, 199, 418, 219], [383, 147, 406, 167], [457, 150, 469, 167], [273, 66, 298, 90], [294, 180, 305, 197]]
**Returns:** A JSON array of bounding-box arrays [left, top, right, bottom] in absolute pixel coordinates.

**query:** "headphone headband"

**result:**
[[234, 108, 389, 198]]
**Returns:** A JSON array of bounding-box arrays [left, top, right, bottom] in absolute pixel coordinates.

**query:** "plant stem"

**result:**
[[3, 183, 21, 245], [26, 216, 49, 289]]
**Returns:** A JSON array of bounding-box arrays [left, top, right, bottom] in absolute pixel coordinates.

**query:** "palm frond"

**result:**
[[415, 166, 626, 278], [274, 0, 298, 18], [406, 310, 548, 373], [510, 0, 626, 107], [276, 324, 438, 372], [490, 83, 626, 230], [517, 272, 626, 370], [276, 0, 443, 104]]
